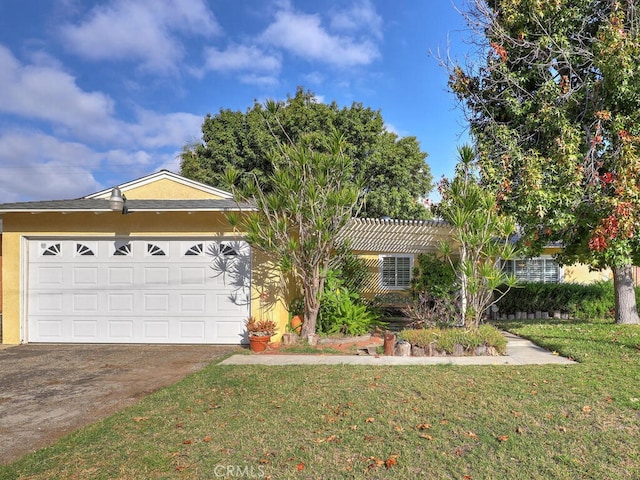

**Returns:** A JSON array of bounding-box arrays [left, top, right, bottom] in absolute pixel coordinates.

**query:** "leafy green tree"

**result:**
[[449, 0, 640, 324], [182, 87, 433, 219], [225, 103, 362, 337], [436, 145, 519, 330]]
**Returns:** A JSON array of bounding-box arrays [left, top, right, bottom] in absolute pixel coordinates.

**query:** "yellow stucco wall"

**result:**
[[119, 178, 226, 200], [0, 210, 289, 344], [564, 264, 612, 284], [541, 246, 612, 283]]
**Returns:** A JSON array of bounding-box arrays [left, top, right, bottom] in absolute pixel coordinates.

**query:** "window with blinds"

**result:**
[[380, 255, 413, 288], [502, 257, 560, 283]]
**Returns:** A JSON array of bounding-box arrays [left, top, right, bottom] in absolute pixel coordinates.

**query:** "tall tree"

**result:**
[[225, 103, 362, 337], [449, 0, 640, 324], [437, 145, 519, 330], [181, 87, 433, 219]]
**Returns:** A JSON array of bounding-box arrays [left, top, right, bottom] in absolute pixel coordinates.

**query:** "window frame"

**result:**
[[379, 254, 414, 290], [502, 256, 563, 283]]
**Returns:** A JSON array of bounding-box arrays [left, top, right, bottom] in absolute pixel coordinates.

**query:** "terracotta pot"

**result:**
[[290, 315, 303, 334], [249, 335, 271, 353]]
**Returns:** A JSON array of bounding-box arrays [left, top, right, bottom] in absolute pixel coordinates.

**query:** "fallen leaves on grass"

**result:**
[[416, 423, 431, 430], [133, 416, 149, 423], [367, 455, 399, 470], [385, 455, 399, 468], [497, 435, 509, 442], [314, 435, 338, 443], [582, 405, 593, 413], [296, 462, 305, 471]]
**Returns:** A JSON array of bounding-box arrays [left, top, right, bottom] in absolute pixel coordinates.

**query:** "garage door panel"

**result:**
[[73, 293, 99, 312], [108, 267, 134, 285], [108, 293, 134, 312], [72, 320, 98, 338], [144, 267, 170, 285], [180, 267, 206, 285], [28, 238, 251, 344], [143, 293, 170, 312], [216, 319, 246, 343], [73, 267, 99, 285], [144, 321, 170, 341], [109, 321, 134, 339], [36, 266, 64, 285], [180, 294, 206, 312]]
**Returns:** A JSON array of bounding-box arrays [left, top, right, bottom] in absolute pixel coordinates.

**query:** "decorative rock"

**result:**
[[281, 333, 299, 345], [542, 312, 549, 319], [508, 314, 515, 320], [307, 333, 319, 346], [356, 345, 379, 356], [411, 345, 426, 357], [528, 313, 535, 320], [453, 344, 465, 356], [535, 311, 542, 319], [553, 311, 562, 319], [395, 341, 411, 357], [475, 345, 488, 356]]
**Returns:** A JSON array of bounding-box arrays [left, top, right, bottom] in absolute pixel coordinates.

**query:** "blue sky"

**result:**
[[0, 0, 472, 203]]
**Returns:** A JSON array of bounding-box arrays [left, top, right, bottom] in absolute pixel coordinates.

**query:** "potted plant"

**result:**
[[246, 317, 277, 352], [288, 297, 304, 334]]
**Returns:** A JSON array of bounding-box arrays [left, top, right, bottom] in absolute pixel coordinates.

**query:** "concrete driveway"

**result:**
[[0, 344, 238, 465]]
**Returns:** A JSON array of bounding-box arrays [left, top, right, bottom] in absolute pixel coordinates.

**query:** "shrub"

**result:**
[[401, 291, 459, 328], [397, 324, 507, 354], [318, 269, 384, 336], [493, 281, 640, 319], [410, 253, 456, 299]]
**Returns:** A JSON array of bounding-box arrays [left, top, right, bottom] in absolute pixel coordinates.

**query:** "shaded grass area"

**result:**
[[2, 319, 640, 479]]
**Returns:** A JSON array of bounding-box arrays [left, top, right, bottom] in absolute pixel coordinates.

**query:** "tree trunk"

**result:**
[[300, 269, 323, 339], [613, 264, 640, 324], [300, 304, 319, 338]]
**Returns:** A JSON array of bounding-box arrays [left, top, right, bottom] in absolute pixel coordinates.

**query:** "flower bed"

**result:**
[[395, 325, 507, 357]]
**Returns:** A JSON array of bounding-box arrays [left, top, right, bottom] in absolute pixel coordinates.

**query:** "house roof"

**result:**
[[338, 217, 453, 254], [0, 198, 253, 214], [0, 170, 252, 214], [85, 170, 233, 199]]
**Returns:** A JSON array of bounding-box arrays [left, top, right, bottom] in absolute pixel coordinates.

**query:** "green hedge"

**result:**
[[494, 281, 640, 319]]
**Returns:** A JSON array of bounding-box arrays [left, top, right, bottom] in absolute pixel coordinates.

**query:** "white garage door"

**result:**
[[27, 238, 251, 344]]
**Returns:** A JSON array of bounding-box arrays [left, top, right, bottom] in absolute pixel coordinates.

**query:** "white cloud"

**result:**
[[60, 0, 220, 73], [0, 45, 119, 141], [0, 45, 204, 149], [260, 5, 380, 67], [204, 44, 281, 74], [0, 45, 209, 201], [329, 0, 383, 40], [239, 74, 280, 87], [0, 130, 103, 201], [130, 109, 204, 149]]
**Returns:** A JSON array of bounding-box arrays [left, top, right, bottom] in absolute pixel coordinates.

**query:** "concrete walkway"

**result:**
[[220, 332, 576, 366]]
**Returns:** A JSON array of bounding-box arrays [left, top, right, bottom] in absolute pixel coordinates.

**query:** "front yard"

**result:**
[[2, 318, 639, 479]]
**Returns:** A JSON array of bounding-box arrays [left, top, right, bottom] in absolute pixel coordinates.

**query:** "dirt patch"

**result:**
[[0, 344, 239, 465], [265, 334, 384, 354]]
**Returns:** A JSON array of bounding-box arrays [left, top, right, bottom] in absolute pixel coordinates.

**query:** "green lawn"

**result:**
[[2, 318, 639, 479]]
